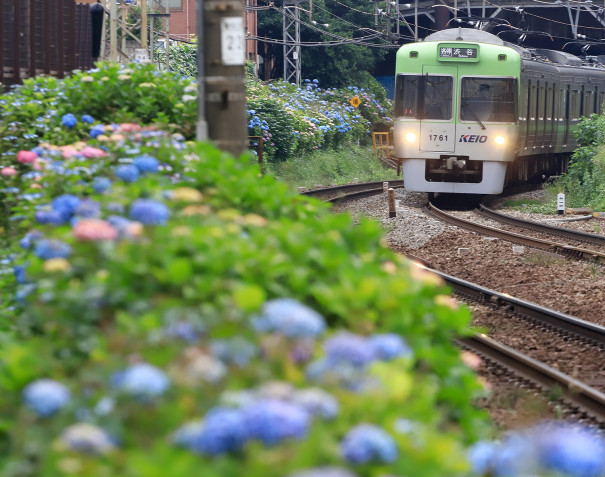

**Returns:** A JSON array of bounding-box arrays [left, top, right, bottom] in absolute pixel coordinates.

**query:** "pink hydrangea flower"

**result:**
[[17, 150, 37, 163], [80, 146, 107, 158], [61, 146, 80, 159], [73, 219, 118, 241], [118, 123, 142, 133], [1, 167, 17, 176]]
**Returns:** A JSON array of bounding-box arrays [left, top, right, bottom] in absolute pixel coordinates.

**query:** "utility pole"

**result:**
[[283, 0, 302, 86], [197, 0, 247, 155]]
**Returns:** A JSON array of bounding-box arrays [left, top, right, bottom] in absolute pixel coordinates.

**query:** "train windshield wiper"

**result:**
[[462, 101, 486, 130]]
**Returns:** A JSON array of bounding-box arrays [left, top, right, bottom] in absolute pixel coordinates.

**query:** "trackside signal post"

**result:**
[[196, 0, 248, 156]]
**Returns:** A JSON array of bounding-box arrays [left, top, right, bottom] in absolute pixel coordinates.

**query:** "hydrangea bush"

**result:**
[[246, 78, 392, 162], [0, 124, 496, 476]]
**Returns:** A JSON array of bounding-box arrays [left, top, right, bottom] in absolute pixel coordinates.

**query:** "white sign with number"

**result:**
[[221, 17, 245, 66], [557, 192, 565, 212]]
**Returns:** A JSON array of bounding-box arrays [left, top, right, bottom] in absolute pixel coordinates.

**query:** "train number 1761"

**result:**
[[428, 134, 447, 141]]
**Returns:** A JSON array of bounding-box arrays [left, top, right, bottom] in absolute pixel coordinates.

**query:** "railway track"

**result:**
[[301, 180, 403, 202], [413, 263, 605, 426], [302, 182, 605, 426], [426, 202, 605, 264]]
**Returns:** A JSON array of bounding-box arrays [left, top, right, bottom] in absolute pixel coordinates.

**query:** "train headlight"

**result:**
[[494, 136, 505, 145], [405, 132, 417, 143]]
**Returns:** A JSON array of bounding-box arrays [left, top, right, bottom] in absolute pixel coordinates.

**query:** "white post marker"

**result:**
[[221, 17, 245, 66], [557, 192, 565, 215]]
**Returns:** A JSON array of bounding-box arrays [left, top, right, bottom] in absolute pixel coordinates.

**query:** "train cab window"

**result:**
[[460, 77, 516, 123], [394, 74, 453, 120]]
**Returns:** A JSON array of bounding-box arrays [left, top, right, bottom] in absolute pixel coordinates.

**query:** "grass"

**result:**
[[268, 143, 400, 188]]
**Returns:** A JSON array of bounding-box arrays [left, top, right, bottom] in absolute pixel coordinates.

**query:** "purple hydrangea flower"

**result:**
[[62, 113, 77, 128], [243, 399, 309, 446], [323, 332, 374, 367], [111, 363, 170, 398], [51, 194, 81, 220], [75, 199, 101, 218], [190, 408, 249, 455], [93, 177, 112, 194], [60, 423, 115, 454], [129, 199, 170, 225], [341, 424, 398, 464], [81, 114, 94, 124], [369, 333, 412, 361], [292, 388, 339, 419], [35, 209, 67, 225], [23, 378, 71, 416], [90, 124, 105, 139], [34, 239, 71, 260], [133, 155, 159, 173], [252, 298, 326, 339], [115, 164, 140, 183]]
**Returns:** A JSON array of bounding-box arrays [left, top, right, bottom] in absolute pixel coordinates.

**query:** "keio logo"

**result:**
[[459, 135, 487, 143]]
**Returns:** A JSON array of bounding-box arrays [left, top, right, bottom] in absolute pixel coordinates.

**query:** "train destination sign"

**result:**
[[439, 47, 477, 58]]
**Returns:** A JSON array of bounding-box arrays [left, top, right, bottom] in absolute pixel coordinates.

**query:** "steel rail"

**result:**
[[426, 202, 605, 264], [458, 334, 605, 421], [478, 204, 605, 247], [415, 264, 605, 420]]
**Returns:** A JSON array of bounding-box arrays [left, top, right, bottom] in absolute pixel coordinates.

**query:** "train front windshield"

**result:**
[[460, 78, 516, 122], [395, 75, 516, 123]]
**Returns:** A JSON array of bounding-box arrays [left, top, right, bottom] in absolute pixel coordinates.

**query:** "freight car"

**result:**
[[393, 28, 605, 194]]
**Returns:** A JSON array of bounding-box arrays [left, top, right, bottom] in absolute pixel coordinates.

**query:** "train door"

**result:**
[[419, 65, 456, 153]]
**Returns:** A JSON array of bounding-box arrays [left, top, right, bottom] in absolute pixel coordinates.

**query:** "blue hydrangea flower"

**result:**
[[243, 399, 309, 446], [369, 333, 412, 361], [34, 239, 71, 260], [115, 164, 140, 183], [133, 155, 159, 173], [252, 298, 326, 339], [35, 210, 67, 225], [323, 332, 374, 367], [90, 124, 105, 139], [467, 441, 498, 476], [341, 424, 398, 464], [129, 199, 170, 225], [292, 388, 339, 419], [111, 363, 170, 398], [210, 337, 257, 367], [13, 264, 27, 284], [23, 379, 71, 416], [173, 419, 205, 448], [81, 114, 94, 124], [491, 433, 538, 476], [61, 113, 77, 128], [51, 194, 81, 220], [536, 423, 605, 477], [19, 230, 43, 249], [93, 177, 112, 194], [190, 408, 249, 455]]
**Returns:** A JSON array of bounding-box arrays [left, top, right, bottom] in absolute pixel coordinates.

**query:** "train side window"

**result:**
[[580, 86, 585, 117], [585, 90, 593, 116], [571, 90, 578, 120], [539, 85, 545, 121], [547, 86, 553, 121], [530, 84, 537, 121], [600, 92, 605, 114]]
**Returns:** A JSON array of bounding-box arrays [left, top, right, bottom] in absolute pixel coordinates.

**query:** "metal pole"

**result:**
[[141, 0, 148, 52], [414, 0, 418, 41], [197, 0, 208, 141], [110, 0, 118, 61], [164, 0, 170, 70]]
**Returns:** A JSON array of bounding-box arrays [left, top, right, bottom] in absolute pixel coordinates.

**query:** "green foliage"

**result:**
[[269, 144, 399, 188], [0, 129, 491, 476], [156, 40, 199, 77]]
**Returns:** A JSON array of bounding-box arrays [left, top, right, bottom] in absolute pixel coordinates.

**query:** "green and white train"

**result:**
[[393, 28, 605, 194]]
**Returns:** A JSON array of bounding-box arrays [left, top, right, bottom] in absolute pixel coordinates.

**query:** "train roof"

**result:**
[[424, 28, 504, 45]]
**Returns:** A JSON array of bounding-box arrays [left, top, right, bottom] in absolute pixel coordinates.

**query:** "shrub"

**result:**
[[0, 131, 490, 476]]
